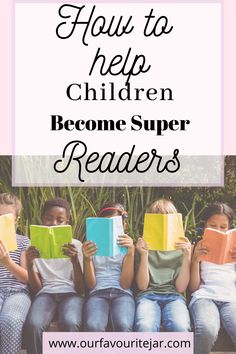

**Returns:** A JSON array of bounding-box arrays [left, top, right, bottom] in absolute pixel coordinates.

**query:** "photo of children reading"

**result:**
[[189, 202, 236, 354], [0, 193, 31, 354], [134, 199, 191, 332], [1, 155, 236, 353], [24, 198, 84, 354], [82, 203, 135, 332]]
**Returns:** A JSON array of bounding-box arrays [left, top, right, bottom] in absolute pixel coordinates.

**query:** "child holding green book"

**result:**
[[134, 199, 191, 332], [25, 198, 84, 354], [0, 193, 31, 354], [83, 202, 135, 331]]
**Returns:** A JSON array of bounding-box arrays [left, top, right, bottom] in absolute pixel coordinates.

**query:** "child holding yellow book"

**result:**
[[25, 198, 84, 354], [134, 199, 191, 332], [189, 203, 236, 354], [0, 193, 31, 354]]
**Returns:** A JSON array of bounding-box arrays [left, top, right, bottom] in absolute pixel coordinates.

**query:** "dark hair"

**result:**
[[97, 202, 126, 218], [202, 202, 234, 228], [0, 193, 22, 218], [41, 198, 71, 220]]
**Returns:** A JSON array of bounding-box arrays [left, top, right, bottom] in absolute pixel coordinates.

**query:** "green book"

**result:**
[[30, 225, 72, 259]]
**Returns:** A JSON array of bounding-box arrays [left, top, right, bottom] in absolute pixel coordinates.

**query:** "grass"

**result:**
[[1, 156, 236, 241]]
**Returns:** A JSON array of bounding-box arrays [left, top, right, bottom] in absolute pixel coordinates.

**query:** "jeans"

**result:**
[[135, 292, 191, 332], [84, 288, 135, 331], [25, 292, 84, 354], [190, 298, 236, 354], [0, 289, 31, 354]]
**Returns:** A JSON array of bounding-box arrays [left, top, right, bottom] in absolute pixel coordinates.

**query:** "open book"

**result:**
[[86, 216, 127, 256], [30, 225, 73, 258], [200, 228, 236, 264], [143, 213, 185, 251], [0, 213, 17, 251]]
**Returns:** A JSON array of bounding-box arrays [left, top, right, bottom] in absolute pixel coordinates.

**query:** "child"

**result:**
[[0, 193, 31, 354], [189, 202, 236, 354], [134, 199, 191, 332], [25, 198, 84, 354], [83, 202, 135, 331]]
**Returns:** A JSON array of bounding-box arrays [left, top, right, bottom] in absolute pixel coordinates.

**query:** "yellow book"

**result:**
[[143, 213, 185, 251], [0, 214, 17, 251]]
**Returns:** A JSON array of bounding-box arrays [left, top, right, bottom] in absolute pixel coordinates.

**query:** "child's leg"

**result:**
[[134, 293, 161, 332], [110, 291, 135, 331], [84, 291, 109, 331], [0, 291, 31, 354], [25, 293, 58, 354], [162, 294, 191, 332], [190, 298, 220, 354], [219, 301, 236, 349], [58, 293, 84, 331]]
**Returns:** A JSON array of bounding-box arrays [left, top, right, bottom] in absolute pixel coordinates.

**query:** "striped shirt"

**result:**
[[0, 234, 30, 292]]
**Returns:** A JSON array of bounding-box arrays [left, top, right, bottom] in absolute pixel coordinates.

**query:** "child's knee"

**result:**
[[194, 318, 219, 341], [165, 320, 190, 332], [0, 315, 25, 333], [85, 318, 107, 332], [25, 314, 48, 333], [59, 315, 83, 331], [112, 317, 133, 332], [134, 317, 159, 332]]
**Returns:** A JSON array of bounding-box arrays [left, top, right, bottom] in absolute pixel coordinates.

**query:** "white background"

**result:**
[[15, 3, 221, 156]]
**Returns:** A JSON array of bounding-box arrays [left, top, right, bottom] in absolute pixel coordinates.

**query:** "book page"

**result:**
[[30, 225, 51, 258], [143, 214, 166, 251], [200, 228, 227, 264], [167, 213, 185, 251], [0, 214, 17, 251], [51, 225, 73, 258], [86, 218, 113, 256], [224, 229, 236, 263], [112, 216, 127, 256]]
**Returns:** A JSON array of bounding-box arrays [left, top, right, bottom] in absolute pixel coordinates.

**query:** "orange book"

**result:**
[[200, 228, 236, 264]]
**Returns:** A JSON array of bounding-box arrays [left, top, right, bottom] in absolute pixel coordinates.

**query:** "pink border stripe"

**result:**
[[0, 0, 12, 155]]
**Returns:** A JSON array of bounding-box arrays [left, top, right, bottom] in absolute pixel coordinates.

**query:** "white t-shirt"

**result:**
[[33, 239, 83, 296], [190, 261, 236, 306]]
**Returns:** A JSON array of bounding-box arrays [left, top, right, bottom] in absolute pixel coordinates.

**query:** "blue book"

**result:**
[[86, 216, 127, 257]]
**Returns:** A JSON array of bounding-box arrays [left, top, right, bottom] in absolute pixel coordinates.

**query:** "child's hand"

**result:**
[[26, 246, 40, 268], [117, 234, 134, 254], [175, 237, 192, 259], [136, 237, 149, 255], [0, 240, 11, 266], [192, 240, 208, 263], [82, 241, 97, 260], [62, 243, 78, 263]]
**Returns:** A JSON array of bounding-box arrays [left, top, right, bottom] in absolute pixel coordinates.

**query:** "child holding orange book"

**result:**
[[83, 202, 135, 331], [189, 203, 236, 354], [134, 199, 191, 332], [0, 193, 31, 354]]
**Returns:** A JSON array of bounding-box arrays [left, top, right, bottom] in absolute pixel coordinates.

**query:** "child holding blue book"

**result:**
[[189, 203, 236, 354], [83, 202, 135, 331], [134, 199, 191, 332], [0, 193, 31, 354], [25, 198, 84, 354]]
